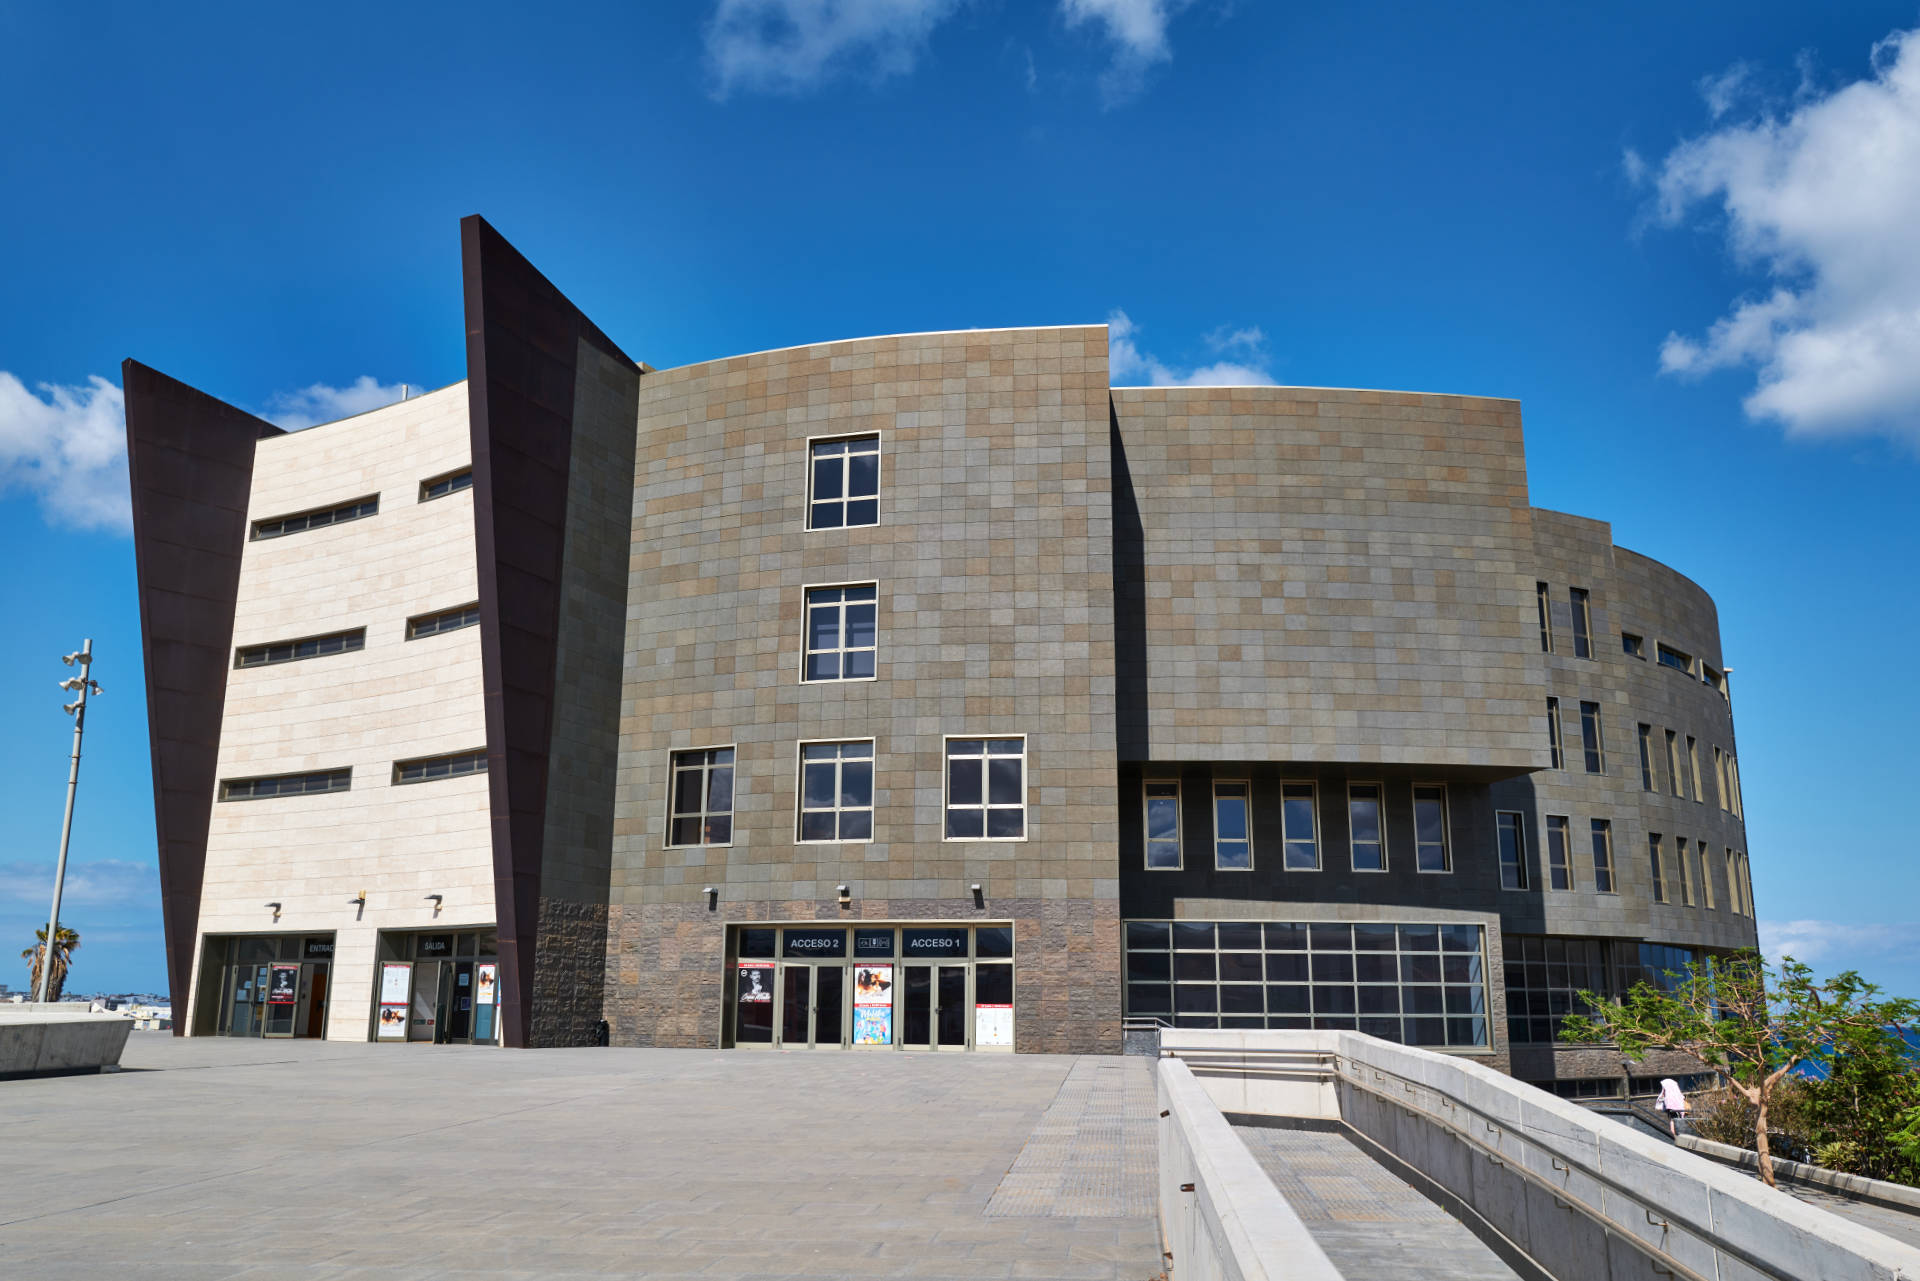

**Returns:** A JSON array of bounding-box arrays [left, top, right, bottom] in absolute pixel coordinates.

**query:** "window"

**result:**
[[1665, 730, 1683, 797], [1727, 849, 1745, 915], [1536, 582, 1553, 653], [1214, 781, 1252, 870], [1701, 843, 1718, 910], [407, 602, 481, 640], [1496, 811, 1527, 890], [1144, 781, 1181, 870], [1579, 701, 1605, 774], [668, 748, 735, 847], [1677, 837, 1695, 904], [419, 468, 473, 502], [945, 738, 1024, 840], [234, 627, 365, 669], [797, 741, 873, 842], [1590, 819, 1616, 893], [807, 435, 880, 529], [1413, 785, 1450, 873], [1740, 853, 1754, 917], [1637, 724, 1655, 791], [1546, 698, 1563, 770], [251, 495, 378, 541], [1657, 643, 1693, 675], [394, 749, 488, 785], [219, 768, 351, 801], [1546, 815, 1573, 890], [1623, 632, 1645, 659], [1570, 588, 1592, 658], [1649, 834, 1668, 904], [1282, 783, 1319, 870], [803, 584, 877, 681], [1686, 736, 1702, 801], [1729, 757, 1743, 817], [1705, 665, 1729, 702], [1349, 784, 1385, 871], [1504, 936, 1607, 1044], [1714, 748, 1729, 811]]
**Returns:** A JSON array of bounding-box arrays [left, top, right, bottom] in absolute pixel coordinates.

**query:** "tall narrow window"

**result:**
[[1144, 781, 1181, 870], [1569, 588, 1592, 659], [1545, 698, 1563, 770], [1637, 724, 1655, 791], [1349, 784, 1384, 871], [1413, 785, 1450, 873], [1282, 783, 1319, 870], [1496, 811, 1528, 890], [1579, 701, 1605, 774], [1214, 781, 1252, 870], [1700, 844, 1718, 910], [945, 738, 1025, 840], [1686, 736, 1702, 801], [803, 585, 877, 681], [808, 435, 880, 529], [1666, 730, 1683, 797], [1649, 834, 1668, 904], [668, 748, 735, 847], [1546, 815, 1573, 890], [1536, 582, 1554, 653], [1677, 837, 1695, 904], [1741, 854, 1755, 917], [1590, 820, 1615, 893], [1729, 758, 1743, 817], [1728, 849, 1744, 915], [797, 741, 874, 842]]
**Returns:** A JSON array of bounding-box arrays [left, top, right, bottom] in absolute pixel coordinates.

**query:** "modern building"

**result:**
[[127, 217, 1755, 1090]]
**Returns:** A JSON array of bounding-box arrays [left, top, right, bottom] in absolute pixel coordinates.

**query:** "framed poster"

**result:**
[[475, 963, 497, 1004], [377, 962, 412, 1041], [267, 964, 299, 1005], [736, 961, 774, 1004], [976, 1004, 1013, 1047], [852, 963, 893, 1045]]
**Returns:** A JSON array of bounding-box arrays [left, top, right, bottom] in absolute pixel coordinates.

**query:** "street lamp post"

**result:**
[[36, 638, 102, 1004]]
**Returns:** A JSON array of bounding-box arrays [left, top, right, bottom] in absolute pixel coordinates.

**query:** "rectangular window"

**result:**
[[1728, 849, 1745, 915], [406, 602, 481, 640], [251, 495, 379, 541], [1741, 854, 1754, 916], [234, 627, 365, 669], [1496, 812, 1528, 890], [1686, 736, 1702, 801], [1214, 781, 1252, 870], [1579, 701, 1605, 774], [1677, 837, 1695, 905], [807, 435, 880, 529], [1349, 784, 1385, 871], [1570, 588, 1592, 659], [668, 748, 735, 847], [1536, 582, 1553, 653], [219, 768, 351, 801], [1657, 643, 1693, 675], [797, 741, 873, 842], [1503, 935, 1607, 1044], [945, 738, 1024, 840], [1282, 783, 1319, 870], [1729, 758, 1743, 817], [1590, 819, 1616, 893], [803, 584, 877, 681], [394, 749, 488, 785], [1623, 632, 1645, 659], [419, 468, 473, 502], [1546, 698, 1563, 770], [1413, 785, 1450, 873], [1144, 781, 1181, 870], [1666, 730, 1683, 797], [1649, 834, 1668, 904], [1714, 748, 1729, 811], [1701, 843, 1717, 910], [1637, 724, 1655, 791], [1546, 815, 1573, 890]]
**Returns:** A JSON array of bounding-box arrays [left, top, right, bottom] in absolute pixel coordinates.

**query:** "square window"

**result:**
[[803, 584, 877, 681], [808, 435, 880, 529], [667, 747, 734, 847], [1213, 780, 1252, 870], [944, 738, 1023, 840], [796, 741, 874, 843], [1144, 780, 1181, 870]]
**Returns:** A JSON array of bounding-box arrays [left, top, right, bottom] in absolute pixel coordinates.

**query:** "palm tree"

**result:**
[[22, 924, 81, 1001]]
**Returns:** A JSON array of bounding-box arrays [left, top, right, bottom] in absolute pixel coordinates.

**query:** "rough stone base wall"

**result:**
[[604, 897, 1122, 1055], [530, 897, 609, 1047]]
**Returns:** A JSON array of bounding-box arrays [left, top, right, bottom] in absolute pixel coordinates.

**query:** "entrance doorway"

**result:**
[[372, 928, 499, 1044], [203, 934, 336, 1039], [775, 963, 845, 1047]]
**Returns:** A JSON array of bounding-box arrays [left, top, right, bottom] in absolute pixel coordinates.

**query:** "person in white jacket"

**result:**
[[1655, 1078, 1689, 1138]]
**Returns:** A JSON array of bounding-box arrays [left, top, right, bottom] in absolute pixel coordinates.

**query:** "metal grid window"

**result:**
[[419, 469, 473, 502], [1504, 935, 1605, 1044], [251, 495, 378, 541], [1413, 785, 1450, 872], [220, 768, 351, 801], [1144, 781, 1181, 870], [394, 749, 487, 785], [407, 603, 480, 640], [1649, 833, 1669, 904], [235, 627, 365, 669], [1579, 701, 1605, 774], [1570, 587, 1592, 658], [1546, 698, 1563, 769], [1281, 783, 1318, 870], [1496, 811, 1528, 890], [1590, 819, 1616, 893], [1546, 815, 1573, 890], [1349, 784, 1385, 871], [668, 748, 735, 847], [1123, 920, 1489, 1047], [803, 584, 877, 681], [945, 738, 1024, 840], [807, 435, 880, 529], [797, 741, 874, 842], [1637, 724, 1655, 791], [1214, 781, 1251, 870]]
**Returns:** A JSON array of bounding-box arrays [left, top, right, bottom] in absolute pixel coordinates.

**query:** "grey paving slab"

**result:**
[[1236, 1123, 1523, 1281], [1777, 1183, 1920, 1251], [984, 1057, 1156, 1220], [0, 1035, 1161, 1280]]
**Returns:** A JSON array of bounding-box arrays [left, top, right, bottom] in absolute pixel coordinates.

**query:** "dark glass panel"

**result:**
[[1127, 952, 1171, 982], [1219, 953, 1264, 983], [1353, 924, 1397, 952], [838, 810, 872, 840], [948, 758, 982, 806], [1265, 953, 1308, 982], [1220, 985, 1264, 1014], [1266, 985, 1310, 1013], [1174, 985, 1218, 1013], [1175, 953, 1216, 981], [1312, 987, 1356, 1014], [1216, 922, 1262, 950], [1311, 953, 1354, 983], [1126, 921, 1170, 950], [1309, 924, 1351, 950], [1403, 987, 1444, 1015], [738, 929, 777, 959], [1264, 923, 1307, 950], [1357, 986, 1400, 1014], [945, 809, 983, 839], [1127, 983, 1172, 1015], [1399, 925, 1440, 952], [1172, 922, 1215, 950], [986, 809, 1024, 838]]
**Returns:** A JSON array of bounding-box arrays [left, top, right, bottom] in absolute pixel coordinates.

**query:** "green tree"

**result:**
[[1560, 950, 1919, 1188], [1798, 1021, 1920, 1184], [20, 923, 81, 1001]]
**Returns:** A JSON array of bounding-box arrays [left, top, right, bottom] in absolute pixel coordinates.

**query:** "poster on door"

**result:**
[[852, 964, 893, 1045], [376, 962, 411, 1040], [976, 1003, 1013, 1047], [475, 963, 497, 1005], [736, 961, 773, 1004], [267, 964, 299, 1005]]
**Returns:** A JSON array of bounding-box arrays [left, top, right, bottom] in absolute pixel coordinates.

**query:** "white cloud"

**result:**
[[704, 0, 963, 98], [1759, 918, 1916, 970], [0, 373, 130, 533], [0, 859, 158, 912], [1108, 309, 1277, 386], [1060, 0, 1194, 105], [264, 377, 411, 430], [1698, 62, 1753, 119], [1648, 27, 1920, 442]]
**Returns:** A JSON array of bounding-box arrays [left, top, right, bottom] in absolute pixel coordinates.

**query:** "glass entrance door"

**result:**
[[780, 965, 810, 1045], [900, 964, 970, 1049], [937, 965, 968, 1047], [776, 964, 846, 1047]]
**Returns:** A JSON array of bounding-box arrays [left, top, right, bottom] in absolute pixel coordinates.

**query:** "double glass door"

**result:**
[[778, 963, 845, 1047], [900, 964, 969, 1048]]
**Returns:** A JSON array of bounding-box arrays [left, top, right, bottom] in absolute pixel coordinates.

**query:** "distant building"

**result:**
[[125, 217, 1755, 1093]]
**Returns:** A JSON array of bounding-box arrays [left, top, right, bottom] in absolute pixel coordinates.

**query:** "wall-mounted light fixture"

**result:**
[[266, 901, 282, 922], [836, 884, 851, 907], [703, 886, 718, 912], [425, 893, 443, 916], [352, 890, 367, 907]]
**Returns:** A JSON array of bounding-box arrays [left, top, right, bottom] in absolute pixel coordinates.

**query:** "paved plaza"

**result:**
[[0, 1036, 1162, 1281]]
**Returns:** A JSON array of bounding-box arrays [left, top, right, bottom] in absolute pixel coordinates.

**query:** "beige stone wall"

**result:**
[[192, 382, 494, 1039]]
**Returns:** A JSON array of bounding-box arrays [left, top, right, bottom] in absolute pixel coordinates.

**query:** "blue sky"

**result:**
[[2, 1, 1917, 998]]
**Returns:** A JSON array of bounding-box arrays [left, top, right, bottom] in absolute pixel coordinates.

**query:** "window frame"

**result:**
[[1143, 779, 1182, 871], [794, 739, 876, 845], [1579, 700, 1605, 774], [1657, 642, 1694, 675], [1590, 819, 1616, 894], [665, 745, 737, 850], [233, 626, 366, 670], [1570, 587, 1592, 659], [406, 602, 482, 641], [418, 468, 474, 503], [1496, 810, 1529, 891], [392, 748, 488, 786], [1686, 735, 1703, 802], [1212, 779, 1254, 871], [1637, 723, 1655, 791], [250, 494, 379, 541], [1700, 842, 1718, 910], [1347, 782, 1387, 873], [804, 432, 883, 532], [1536, 582, 1554, 653], [1677, 836, 1695, 905], [1545, 814, 1574, 891], [1546, 698, 1563, 770], [1280, 781, 1320, 871], [1665, 730, 1684, 797], [1622, 632, 1645, 659], [1412, 783, 1451, 874], [942, 735, 1028, 843], [218, 768, 352, 802], [799, 581, 879, 683], [1649, 833, 1669, 904]]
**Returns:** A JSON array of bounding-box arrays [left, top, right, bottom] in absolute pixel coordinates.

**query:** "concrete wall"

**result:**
[[0, 1008, 133, 1078]]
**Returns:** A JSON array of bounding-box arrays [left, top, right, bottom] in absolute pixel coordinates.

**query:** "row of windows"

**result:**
[[248, 468, 473, 542], [218, 749, 488, 800], [1504, 937, 1713, 1044], [1634, 723, 1743, 816], [1141, 779, 1452, 873], [1538, 583, 1729, 704], [1648, 835, 1754, 916], [231, 604, 479, 669]]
